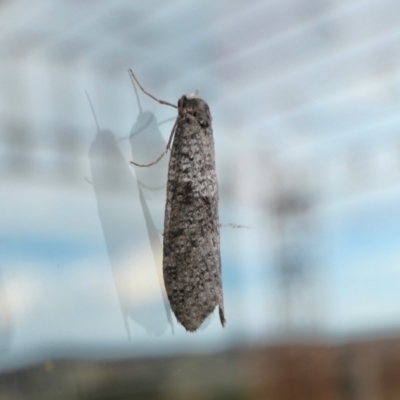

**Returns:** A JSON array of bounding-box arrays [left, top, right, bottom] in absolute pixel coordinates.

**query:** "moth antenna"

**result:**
[[130, 148, 168, 168], [129, 70, 143, 114], [130, 119, 178, 168], [128, 69, 178, 109]]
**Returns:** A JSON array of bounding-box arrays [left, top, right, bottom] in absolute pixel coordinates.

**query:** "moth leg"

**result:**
[[129, 69, 177, 109], [130, 119, 178, 168]]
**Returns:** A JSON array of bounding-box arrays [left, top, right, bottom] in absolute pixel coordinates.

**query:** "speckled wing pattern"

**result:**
[[163, 95, 225, 332]]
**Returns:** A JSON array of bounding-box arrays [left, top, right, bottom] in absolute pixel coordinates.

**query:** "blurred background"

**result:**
[[1, 0, 400, 398]]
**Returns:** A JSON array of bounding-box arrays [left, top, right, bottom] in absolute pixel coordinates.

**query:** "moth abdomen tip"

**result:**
[[219, 306, 226, 327]]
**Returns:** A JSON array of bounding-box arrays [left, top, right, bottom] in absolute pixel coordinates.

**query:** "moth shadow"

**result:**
[[129, 111, 174, 334], [89, 127, 171, 337]]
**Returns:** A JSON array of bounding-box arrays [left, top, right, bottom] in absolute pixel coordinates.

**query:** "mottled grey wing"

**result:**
[[163, 98, 225, 332]]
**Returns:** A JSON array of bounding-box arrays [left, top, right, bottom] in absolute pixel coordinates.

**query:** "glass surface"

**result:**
[[1, 0, 400, 398]]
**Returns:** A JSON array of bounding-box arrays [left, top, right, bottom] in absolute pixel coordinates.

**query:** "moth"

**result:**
[[129, 69, 225, 332]]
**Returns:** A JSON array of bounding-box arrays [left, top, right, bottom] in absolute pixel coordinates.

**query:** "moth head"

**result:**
[[186, 89, 199, 99], [177, 92, 211, 128], [177, 90, 199, 109]]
